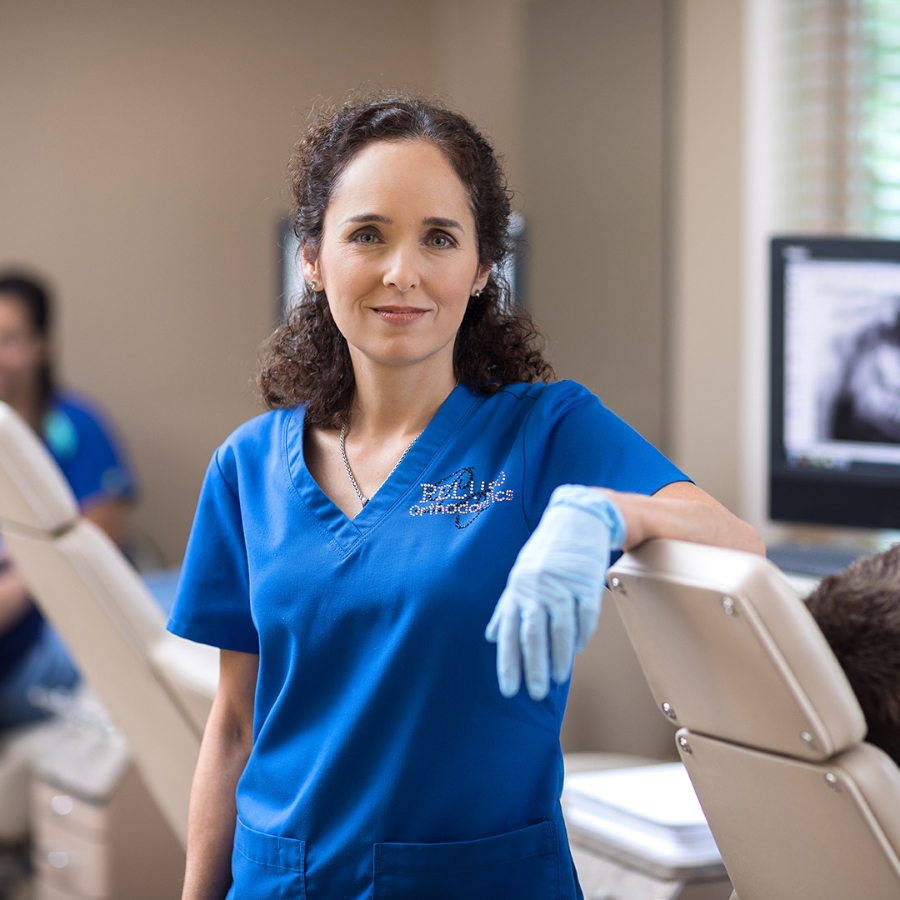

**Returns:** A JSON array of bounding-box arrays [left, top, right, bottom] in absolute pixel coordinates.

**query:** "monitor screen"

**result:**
[[770, 236, 900, 529]]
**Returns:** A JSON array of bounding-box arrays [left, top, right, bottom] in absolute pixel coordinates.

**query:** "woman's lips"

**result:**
[[374, 307, 428, 324]]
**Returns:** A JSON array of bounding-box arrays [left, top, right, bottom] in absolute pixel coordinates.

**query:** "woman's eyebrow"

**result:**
[[341, 213, 392, 226], [341, 214, 466, 232], [423, 216, 465, 232]]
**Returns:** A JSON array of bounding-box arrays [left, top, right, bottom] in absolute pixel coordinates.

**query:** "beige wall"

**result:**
[[523, 0, 667, 449], [667, 0, 745, 513], [430, 0, 528, 190]]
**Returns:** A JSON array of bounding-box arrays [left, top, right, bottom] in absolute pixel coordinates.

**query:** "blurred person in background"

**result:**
[[0, 270, 136, 729]]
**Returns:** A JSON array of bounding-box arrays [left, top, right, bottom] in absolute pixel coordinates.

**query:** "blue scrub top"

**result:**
[[43, 392, 136, 507], [168, 380, 688, 900]]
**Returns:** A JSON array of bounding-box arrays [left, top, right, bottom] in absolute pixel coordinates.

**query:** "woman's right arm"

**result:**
[[181, 648, 259, 900]]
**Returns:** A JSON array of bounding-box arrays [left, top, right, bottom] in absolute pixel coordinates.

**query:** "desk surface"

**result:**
[[766, 541, 869, 579]]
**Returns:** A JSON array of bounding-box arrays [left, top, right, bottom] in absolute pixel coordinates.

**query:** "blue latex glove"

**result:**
[[485, 485, 626, 700]]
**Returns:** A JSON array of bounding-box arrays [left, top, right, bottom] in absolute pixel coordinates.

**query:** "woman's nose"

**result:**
[[383, 244, 420, 292]]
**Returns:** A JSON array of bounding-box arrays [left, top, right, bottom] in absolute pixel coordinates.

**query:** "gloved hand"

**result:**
[[485, 485, 626, 700]]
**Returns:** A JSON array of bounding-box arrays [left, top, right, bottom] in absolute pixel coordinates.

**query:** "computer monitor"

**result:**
[[770, 235, 900, 529]]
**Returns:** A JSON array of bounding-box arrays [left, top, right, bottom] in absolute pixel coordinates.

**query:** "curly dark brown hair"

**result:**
[[804, 544, 900, 767], [258, 92, 554, 428]]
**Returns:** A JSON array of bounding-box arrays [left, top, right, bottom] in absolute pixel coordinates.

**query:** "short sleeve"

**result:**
[[522, 381, 690, 528], [167, 447, 259, 653]]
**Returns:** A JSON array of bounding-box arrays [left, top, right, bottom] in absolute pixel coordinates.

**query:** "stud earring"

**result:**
[[472, 288, 483, 298], [310, 280, 318, 291]]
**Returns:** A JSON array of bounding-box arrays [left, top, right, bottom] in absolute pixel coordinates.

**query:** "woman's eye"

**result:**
[[351, 230, 380, 244], [428, 232, 457, 249]]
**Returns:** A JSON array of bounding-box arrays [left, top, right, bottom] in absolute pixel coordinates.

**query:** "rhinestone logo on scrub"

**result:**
[[409, 467, 514, 528]]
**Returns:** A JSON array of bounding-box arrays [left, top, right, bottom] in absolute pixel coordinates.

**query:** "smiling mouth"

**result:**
[[373, 307, 428, 323]]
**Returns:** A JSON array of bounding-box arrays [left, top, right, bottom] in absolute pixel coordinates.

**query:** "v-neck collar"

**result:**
[[284, 384, 480, 552]]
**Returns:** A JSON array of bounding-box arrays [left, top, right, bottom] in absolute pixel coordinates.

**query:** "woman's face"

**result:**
[[0, 295, 44, 404], [304, 139, 491, 379]]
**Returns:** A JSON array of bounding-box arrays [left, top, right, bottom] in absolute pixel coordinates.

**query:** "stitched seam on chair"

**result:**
[[0, 517, 77, 541]]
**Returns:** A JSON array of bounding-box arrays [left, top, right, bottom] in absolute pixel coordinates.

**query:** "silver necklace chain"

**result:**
[[339, 423, 421, 509]]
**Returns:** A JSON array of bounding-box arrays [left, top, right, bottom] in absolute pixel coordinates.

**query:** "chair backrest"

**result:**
[[607, 539, 900, 900], [0, 402, 212, 847]]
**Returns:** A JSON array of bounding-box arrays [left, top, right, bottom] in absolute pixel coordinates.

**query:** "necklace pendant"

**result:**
[[360, 496, 369, 507]]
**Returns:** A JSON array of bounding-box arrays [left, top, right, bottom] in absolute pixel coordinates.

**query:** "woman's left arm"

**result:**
[[605, 481, 765, 555]]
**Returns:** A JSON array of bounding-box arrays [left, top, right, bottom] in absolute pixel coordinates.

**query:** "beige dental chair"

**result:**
[[0, 401, 216, 849], [606, 539, 900, 900]]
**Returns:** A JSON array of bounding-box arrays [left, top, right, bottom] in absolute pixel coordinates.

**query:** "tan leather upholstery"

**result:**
[[608, 539, 900, 900], [0, 405, 77, 534], [0, 402, 215, 847]]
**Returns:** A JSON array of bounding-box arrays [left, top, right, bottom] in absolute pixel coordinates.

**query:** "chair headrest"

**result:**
[[0, 402, 78, 534], [608, 539, 867, 760]]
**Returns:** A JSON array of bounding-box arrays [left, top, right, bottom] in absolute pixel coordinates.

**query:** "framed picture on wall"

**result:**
[[279, 219, 305, 320], [502, 211, 527, 310]]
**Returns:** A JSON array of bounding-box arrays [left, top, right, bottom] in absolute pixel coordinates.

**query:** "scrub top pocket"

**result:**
[[373, 820, 561, 900], [231, 817, 306, 900]]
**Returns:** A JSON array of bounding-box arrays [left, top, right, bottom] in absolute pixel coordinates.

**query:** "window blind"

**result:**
[[781, 0, 900, 235]]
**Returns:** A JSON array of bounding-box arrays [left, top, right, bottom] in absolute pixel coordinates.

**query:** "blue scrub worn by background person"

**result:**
[[168, 380, 688, 900], [0, 391, 136, 728]]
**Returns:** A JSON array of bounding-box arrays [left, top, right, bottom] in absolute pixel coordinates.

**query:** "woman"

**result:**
[[169, 94, 763, 900], [0, 272, 136, 728]]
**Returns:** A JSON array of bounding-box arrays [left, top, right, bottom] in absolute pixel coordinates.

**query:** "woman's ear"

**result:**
[[473, 263, 492, 295], [301, 245, 319, 289]]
